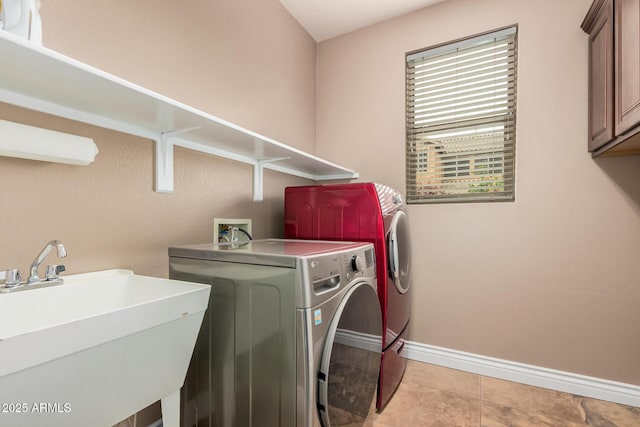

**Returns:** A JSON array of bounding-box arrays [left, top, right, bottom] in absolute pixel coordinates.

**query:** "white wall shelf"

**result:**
[[0, 32, 358, 201]]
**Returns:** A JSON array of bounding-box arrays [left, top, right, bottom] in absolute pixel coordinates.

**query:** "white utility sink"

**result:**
[[0, 269, 210, 427]]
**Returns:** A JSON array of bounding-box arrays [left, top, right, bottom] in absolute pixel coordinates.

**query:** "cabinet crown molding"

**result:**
[[582, 0, 611, 33]]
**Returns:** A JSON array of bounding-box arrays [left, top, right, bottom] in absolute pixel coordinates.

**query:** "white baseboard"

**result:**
[[335, 328, 381, 352], [403, 341, 640, 408]]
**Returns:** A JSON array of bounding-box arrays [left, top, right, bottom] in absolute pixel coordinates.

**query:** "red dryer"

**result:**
[[284, 182, 412, 410]]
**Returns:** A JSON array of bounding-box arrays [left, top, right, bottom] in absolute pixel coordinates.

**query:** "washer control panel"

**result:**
[[305, 244, 375, 305]]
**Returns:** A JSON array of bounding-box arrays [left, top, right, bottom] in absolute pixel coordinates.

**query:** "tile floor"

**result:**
[[373, 360, 640, 427]]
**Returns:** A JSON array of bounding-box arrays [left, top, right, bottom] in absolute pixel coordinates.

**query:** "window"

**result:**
[[406, 26, 517, 203]]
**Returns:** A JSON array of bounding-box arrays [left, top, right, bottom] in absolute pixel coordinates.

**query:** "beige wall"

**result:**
[[41, 0, 317, 152], [316, 0, 640, 385], [0, 0, 315, 279]]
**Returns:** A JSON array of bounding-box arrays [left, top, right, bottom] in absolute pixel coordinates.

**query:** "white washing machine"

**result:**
[[169, 239, 382, 427]]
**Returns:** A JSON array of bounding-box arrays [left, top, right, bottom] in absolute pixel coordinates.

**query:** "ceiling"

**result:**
[[277, 0, 448, 42]]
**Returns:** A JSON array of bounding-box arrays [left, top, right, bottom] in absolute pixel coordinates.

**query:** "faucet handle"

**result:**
[[2, 269, 22, 287], [45, 264, 66, 281]]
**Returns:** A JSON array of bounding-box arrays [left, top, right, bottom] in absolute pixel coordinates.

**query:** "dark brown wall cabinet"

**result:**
[[583, 0, 640, 156]]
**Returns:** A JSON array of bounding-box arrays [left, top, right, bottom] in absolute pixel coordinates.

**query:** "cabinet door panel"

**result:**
[[615, 0, 640, 135], [589, 0, 614, 151]]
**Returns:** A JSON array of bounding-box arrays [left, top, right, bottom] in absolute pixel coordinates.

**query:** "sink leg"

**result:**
[[161, 389, 180, 427]]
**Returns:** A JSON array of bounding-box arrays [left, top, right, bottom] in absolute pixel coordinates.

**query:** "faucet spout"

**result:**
[[27, 240, 67, 284]]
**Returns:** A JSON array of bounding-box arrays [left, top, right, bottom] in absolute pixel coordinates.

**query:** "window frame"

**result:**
[[405, 25, 518, 204]]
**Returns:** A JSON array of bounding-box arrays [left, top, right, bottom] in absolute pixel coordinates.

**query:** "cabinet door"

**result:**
[[588, 0, 614, 151], [615, 0, 640, 135]]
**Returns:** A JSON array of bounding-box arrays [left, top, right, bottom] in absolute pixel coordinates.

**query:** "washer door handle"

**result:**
[[389, 230, 399, 280]]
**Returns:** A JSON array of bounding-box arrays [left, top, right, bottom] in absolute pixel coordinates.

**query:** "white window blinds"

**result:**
[[406, 26, 517, 203]]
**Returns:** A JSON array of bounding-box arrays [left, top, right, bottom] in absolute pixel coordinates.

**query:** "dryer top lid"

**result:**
[[169, 239, 373, 268]]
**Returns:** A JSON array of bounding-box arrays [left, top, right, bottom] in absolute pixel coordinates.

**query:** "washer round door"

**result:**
[[388, 209, 412, 294], [317, 281, 382, 427]]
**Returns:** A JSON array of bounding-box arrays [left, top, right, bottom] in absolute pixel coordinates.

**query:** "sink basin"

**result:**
[[0, 269, 210, 427]]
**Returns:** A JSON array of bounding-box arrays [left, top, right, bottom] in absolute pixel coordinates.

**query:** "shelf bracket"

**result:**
[[155, 135, 173, 193], [252, 157, 290, 202], [154, 127, 201, 193]]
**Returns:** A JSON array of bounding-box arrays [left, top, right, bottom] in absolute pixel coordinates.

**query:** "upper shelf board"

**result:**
[[0, 32, 358, 199]]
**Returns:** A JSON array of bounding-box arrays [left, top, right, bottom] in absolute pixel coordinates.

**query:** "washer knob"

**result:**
[[350, 255, 365, 272]]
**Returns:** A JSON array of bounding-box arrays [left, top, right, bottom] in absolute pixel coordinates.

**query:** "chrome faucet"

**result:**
[[27, 240, 67, 284]]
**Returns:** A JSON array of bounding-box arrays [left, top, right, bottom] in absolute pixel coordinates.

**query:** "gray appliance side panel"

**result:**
[[170, 258, 235, 427], [169, 256, 297, 427]]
